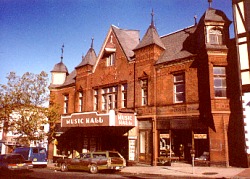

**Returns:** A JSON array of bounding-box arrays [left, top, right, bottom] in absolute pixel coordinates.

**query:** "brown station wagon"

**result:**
[[55, 151, 126, 174]]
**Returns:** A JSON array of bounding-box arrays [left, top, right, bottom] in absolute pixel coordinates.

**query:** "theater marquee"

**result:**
[[61, 110, 136, 127]]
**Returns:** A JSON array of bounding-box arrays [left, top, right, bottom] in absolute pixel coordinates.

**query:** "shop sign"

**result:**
[[194, 134, 207, 139], [160, 134, 169, 138], [115, 113, 135, 126], [61, 112, 109, 127], [61, 111, 136, 127]]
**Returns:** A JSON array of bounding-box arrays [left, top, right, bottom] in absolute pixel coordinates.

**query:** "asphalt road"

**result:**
[[0, 168, 167, 179]]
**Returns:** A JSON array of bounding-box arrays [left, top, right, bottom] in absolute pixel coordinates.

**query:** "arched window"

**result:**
[[209, 28, 223, 45]]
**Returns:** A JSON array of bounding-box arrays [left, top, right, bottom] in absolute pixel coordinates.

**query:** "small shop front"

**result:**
[[157, 117, 209, 165], [54, 110, 137, 161]]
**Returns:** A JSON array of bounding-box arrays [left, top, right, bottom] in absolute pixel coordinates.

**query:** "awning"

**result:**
[[61, 110, 136, 128]]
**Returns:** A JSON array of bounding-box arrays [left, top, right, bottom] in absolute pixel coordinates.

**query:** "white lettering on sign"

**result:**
[[117, 114, 134, 126], [66, 118, 84, 124], [86, 117, 104, 124]]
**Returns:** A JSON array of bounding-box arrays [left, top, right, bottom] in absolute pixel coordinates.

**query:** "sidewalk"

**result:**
[[47, 162, 250, 178], [120, 163, 248, 178]]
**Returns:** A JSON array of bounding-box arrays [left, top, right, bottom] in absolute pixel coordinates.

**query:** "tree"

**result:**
[[0, 71, 59, 146]]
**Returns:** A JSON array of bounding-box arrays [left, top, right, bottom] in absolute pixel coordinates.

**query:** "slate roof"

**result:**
[[134, 24, 165, 51], [156, 26, 197, 64], [112, 25, 140, 60], [202, 8, 231, 23], [51, 61, 68, 73], [76, 47, 97, 68]]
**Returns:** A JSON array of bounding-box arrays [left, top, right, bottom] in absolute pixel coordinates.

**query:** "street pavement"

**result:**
[[48, 162, 250, 178]]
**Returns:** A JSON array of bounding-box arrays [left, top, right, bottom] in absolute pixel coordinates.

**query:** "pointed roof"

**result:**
[[112, 25, 140, 60], [202, 8, 231, 24], [76, 39, 97, 68], [134, 10, 165, 51], [51, 61, 68, 74]]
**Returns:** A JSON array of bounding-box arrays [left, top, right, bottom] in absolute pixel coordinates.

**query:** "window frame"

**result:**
[[121, 84, 127, 108], [141, 79, 148, 106], [63, 94, 69, 114], [93, 89, 98, 111], [209, 28, 223, 45], [101, 86, 118, 111], [173, 73, 185, 103], [106, 53, 115, 67], [213, 66, 227, 98], [78, 91, 83, 112]]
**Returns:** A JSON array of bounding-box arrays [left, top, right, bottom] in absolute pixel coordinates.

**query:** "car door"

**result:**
[[68, 155, 81, 170], [80, 153, 91, 171]]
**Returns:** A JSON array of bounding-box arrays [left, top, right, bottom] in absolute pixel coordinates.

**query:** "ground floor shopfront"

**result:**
[[48, 111, 229, 167], [48, 110, 137, 162]]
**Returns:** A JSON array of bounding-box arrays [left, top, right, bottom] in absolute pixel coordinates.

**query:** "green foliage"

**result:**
[[0, 71, 59, 145]]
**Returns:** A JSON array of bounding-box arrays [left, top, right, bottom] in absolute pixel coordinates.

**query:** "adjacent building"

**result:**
[[232, 0, 250, 166], [49, 4, 248, 167]]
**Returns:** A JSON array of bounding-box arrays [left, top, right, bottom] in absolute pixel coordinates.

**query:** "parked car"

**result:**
[[55, 151, 126, 174], [195, 151, 209, 161], [0, 153, 32, 171], [13, 147, 48, 167]]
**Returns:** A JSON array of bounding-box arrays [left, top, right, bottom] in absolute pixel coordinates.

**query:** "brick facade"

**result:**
[[48, 7, 246, 167]]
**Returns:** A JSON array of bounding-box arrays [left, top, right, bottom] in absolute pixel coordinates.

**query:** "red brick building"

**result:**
[[49, 7, 246, 167]]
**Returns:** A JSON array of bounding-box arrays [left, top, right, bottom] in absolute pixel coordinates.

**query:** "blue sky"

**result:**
[[0, 0, 233, 85]]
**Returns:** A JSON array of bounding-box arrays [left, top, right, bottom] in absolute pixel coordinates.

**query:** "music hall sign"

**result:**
[[61, 110, 136, 127]]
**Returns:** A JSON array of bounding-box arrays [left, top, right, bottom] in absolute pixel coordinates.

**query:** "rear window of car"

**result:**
[[109, 152, 120, 158]]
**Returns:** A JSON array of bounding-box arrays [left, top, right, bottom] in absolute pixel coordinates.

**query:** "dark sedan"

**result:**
[[0, 153, 32, 171]]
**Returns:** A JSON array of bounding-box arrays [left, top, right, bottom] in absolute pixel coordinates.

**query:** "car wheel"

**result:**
[[61, 163, 68, 172], [89, 164, 98, 174]]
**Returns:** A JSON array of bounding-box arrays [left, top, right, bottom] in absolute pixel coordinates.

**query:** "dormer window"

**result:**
[[106, 53, 115, 66], [209, 28, 223, 45]]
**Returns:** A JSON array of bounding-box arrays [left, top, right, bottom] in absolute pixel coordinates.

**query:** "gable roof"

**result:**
[[134, 24, 165, 51], [156, 25, 197, 64], [112, 25, 140, 60]]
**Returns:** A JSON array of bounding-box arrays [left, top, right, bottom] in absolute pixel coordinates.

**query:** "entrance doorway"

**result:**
[[171, 130, 192, 162], [138, 130, 152, 164]]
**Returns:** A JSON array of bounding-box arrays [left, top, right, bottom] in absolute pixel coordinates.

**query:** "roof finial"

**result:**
[[61, 43, 64, 62], [151, 9, 154, 27], [208, 0, 212, 8], [194, 15, 197, 25], [91, 37, 94, 49]]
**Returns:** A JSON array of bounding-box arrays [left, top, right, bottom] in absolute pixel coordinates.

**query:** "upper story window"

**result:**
[[141, 79, 148, 106], [93, 90, 98, 111], [78, 91, 83, 112], [209, 28, 223, 45], [174, 74, 185, 103], [213, 67, 227, 98], [106, 53, 115, 66], [122, 84, 127, 108], [64, 94, 69, 114], [102, 86, 118, 111]]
